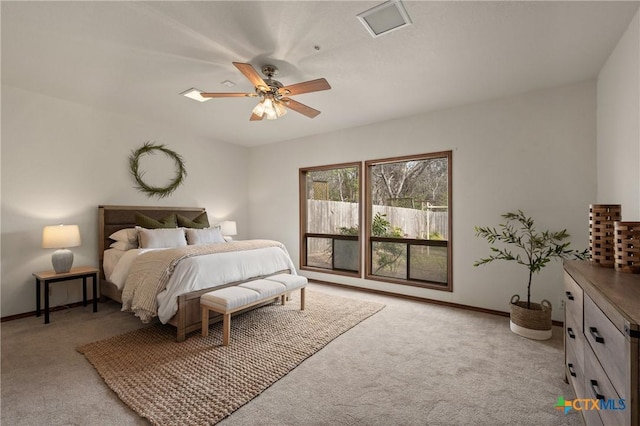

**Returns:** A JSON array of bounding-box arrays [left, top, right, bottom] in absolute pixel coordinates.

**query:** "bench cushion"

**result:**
[[238, 279, 286, 298], [201, 286, 260, 311], [265, 273, 308, 291]]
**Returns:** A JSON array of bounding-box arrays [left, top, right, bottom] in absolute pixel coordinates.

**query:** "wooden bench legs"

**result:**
[[200, 308, 231, 346], [222, 313, 231, 346], [280, 288, 306, 310], [201, 286, 306, 346]]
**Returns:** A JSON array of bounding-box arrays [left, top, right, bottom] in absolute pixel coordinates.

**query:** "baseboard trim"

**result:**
[[309, 278, 564, 328], [0, 299, 98, 322]]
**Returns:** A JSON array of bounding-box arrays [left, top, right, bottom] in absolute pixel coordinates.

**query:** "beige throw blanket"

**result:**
[[121, 240, 288, 323]]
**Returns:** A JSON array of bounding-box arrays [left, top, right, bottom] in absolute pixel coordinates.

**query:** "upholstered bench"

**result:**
[[262, 273, 308, 309], [201, 274, 307, 345]]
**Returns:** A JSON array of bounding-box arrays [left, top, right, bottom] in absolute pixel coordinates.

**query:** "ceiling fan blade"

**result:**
[[200, 92, 256, 98], [233, 62, 268, 90], [249, 112, 264, 121], [282, 98, 321, 118], [279, 78, 331, 96]]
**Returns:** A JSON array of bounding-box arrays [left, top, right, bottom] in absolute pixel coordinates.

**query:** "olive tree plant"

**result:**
[[474, 210, 588, 309]]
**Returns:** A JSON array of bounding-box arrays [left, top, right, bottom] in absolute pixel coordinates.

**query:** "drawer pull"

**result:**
[[589, 327, 605, 344], [567, 363, 576, 377], [565, 291, 574, 301], [590, 379, 605, 400], [567, 328, 575, 339]]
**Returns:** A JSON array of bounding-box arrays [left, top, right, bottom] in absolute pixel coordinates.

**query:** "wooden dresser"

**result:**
[[564, 260, 640, 425]]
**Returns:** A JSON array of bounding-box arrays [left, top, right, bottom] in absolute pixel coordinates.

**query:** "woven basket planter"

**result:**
[[509, 295, 552, 340]]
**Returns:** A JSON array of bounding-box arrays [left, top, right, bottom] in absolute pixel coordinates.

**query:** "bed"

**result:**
[[98, 205, 295, 341]]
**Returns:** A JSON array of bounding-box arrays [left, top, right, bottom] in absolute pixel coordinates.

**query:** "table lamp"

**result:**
[[42, 224, 81, 273], [220, 221, 237, 241]]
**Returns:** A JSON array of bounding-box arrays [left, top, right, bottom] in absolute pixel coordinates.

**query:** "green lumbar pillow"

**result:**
[[135, 212, 177, 229], [177, 212, 210, 229]]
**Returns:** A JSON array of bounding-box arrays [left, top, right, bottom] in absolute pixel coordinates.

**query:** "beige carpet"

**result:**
[[77, 290, 384, 426]]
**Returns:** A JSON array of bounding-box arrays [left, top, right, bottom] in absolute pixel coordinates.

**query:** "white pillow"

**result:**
[[109, 228, 138, 243], [103, 248, 126, 281], [109, 241, 137, 251], [138, 228, 187, 249], [185, 227, 226, 245]]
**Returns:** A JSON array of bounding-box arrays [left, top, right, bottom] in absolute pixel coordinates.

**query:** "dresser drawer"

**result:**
[[584, 294, 629, 396], [584, 347, 627, 426], [564, 272, 583, 333], [582, 403, 605, 426], [566, 337, 585, 400], [565, 312, 585, 373]]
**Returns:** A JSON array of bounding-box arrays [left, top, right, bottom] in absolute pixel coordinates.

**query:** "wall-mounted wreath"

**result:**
[[129, 142, 187, 198]]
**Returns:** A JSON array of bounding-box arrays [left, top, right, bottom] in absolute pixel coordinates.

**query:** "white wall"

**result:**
[[1, 85, 250, 317], [2, 11, 636, 323], [248, 81, 597, 321], [597, 10, 640, 220]]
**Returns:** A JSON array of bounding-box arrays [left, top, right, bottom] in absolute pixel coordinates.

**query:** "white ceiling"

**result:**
[[2, 1, 638, 147]]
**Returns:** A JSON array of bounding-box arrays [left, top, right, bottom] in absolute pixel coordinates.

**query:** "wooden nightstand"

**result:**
[[33, 266, 99, 324]]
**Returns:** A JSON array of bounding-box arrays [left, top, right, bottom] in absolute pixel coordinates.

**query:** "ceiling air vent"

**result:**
[[357, 0, 412, 38]]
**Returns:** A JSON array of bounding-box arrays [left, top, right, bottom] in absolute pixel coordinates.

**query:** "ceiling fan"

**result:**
[[201, 62, 331, 121]]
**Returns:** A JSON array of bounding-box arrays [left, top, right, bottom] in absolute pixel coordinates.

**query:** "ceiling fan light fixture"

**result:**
[[274, 101, 287, 118], [357, 0, 412, 38], [180, 88, 211, 102], [253, 95, 287, 120], [252, 98, 267, 117], [262, 98, 277, 120], [191, 62, 329, 120], [264, 108, 278, 120]]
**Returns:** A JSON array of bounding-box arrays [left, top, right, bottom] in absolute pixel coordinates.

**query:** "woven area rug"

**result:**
[[77, 289, 384, 425]]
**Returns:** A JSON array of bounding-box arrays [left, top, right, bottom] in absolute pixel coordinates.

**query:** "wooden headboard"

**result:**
[[98, 205, 206, 280]]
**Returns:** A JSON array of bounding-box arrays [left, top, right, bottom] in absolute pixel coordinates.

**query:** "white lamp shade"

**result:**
[[219, 221, 237, 236], [42, 225, 81, 249]]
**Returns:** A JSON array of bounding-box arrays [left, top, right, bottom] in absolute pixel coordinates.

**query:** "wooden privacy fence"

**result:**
[[306, 200, 448, 241]]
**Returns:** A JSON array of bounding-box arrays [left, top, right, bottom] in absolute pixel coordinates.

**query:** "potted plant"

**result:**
[[474, 210, 587, 340]]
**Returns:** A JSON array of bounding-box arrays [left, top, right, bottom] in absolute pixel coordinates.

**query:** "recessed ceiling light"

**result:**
[[221, 80, 236, 88], [357, 0, 412, 38], [180, 88, 211, 102]]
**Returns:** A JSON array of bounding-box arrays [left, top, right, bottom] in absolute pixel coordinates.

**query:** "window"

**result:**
[[365, 151, 452, 291], [299, 151, 452, 292], [299, 163, 361, 277]]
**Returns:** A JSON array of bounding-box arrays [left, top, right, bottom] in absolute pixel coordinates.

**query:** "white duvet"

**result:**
[[106, 245, 297, 323]]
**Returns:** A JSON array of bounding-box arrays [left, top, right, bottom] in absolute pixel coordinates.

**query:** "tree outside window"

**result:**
[[299, 151, 452, 292], [366, 152, 452, 290]]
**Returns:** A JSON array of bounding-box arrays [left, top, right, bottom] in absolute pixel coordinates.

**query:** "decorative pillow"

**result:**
[[185, 227, 225, 245], [135, 212, 177, 229], [109, 228, 138, 244], [177, 212, 210, 229], [137, 227, 187, 249], [109, 241, 137, 251]]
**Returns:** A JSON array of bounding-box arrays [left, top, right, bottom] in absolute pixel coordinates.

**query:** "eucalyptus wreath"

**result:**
[[129, 142, 187, 198]]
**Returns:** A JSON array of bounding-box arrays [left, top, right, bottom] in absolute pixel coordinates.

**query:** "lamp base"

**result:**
[[52, 249, 74, 274]]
